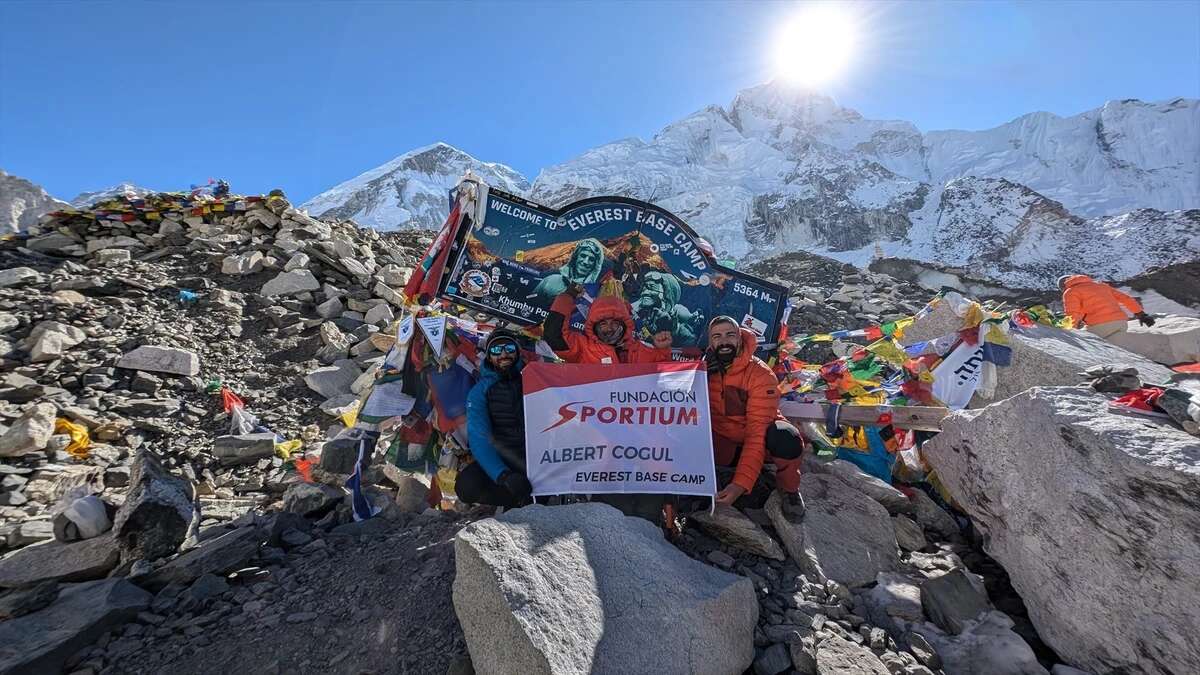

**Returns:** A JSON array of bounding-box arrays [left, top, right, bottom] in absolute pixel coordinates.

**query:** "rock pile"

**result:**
[[0, 190, 430, 556]]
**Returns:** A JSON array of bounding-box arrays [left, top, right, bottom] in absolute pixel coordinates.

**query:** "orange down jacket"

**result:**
[[546, 293, 672, 365], [708, 327, 785, 492], [1061, 275, 1143, 327]]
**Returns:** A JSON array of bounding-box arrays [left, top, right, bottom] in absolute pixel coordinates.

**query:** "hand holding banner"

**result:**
[[522, 362, 716, 497]]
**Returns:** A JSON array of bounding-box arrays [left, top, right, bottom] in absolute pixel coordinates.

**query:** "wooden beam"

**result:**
[[779, 400, 950, 432]]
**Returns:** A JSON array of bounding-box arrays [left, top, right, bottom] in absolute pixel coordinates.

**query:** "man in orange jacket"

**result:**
[[542, 284, 673, 363], [1059, 275, 1155, 338], [541, 283, 674, 524], [706, 316, 806, 518]]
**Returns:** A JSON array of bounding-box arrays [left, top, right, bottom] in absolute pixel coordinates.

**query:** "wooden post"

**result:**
[[779, 400, 949, 432]]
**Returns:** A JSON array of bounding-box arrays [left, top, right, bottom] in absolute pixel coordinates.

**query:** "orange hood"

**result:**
[[1062, 274, 1094, 289], [585, 296, 637, 344]]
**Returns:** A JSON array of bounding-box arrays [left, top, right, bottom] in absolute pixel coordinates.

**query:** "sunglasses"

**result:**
[[488, 342, 518, 356]]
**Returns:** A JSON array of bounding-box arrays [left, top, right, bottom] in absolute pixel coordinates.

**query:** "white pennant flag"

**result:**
[[397, 313, 415, 345], [418, 315, 447, 357]]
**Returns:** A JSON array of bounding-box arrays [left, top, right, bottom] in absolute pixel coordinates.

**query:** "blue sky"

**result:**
[[1, 1, 1197, 203]]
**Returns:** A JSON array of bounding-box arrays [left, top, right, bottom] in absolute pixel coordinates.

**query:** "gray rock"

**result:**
[[394, 474, 430, 513], [117, 345, 200, 376], [0, 535, 120, 588], [109, 397, 181, 417], [923, 387, 1200, 674], [906, 632, 941, 670], [807, 458, 914, 515], [7, 520, 54, 547], [0, 578, 151, 675], [0, 266, 41, 288], [315, 296, 344, 320], [1108, 315, 1200, 366], [221, 250, 264, 275], [0, 581, 59, 619], [261, 269, 319, 297], [892, 515, 926, 551], [920, 611, 1049, 675], [282, 482, 343, 517], [29, 330, 70, 362], [304, 359, 363, 398], [765, 474, 899, 588], [909, 490, 959, 539], [141, 526, 262, 591], [691, 504, 785, 560], [364, 302, 394, 326], [454, 503, 758, 675], [920, 568, 990, 634], [283, 252, 310, 271], [0, 401, 56, 457], [112, 451, 196, 562], [212, 433, 276, 466], [754, 643, 792, 675], [93, 248, 131, 264], [815, 634, 890, 675]]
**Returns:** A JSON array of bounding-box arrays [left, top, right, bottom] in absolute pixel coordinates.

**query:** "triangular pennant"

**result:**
[[397, 313, 415, 345], [418, 315, 447, 357]]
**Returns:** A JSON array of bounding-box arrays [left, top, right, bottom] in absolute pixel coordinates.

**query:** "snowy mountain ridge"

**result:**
[[529, 83, 1199, 287], [300, 143, 530, 230]]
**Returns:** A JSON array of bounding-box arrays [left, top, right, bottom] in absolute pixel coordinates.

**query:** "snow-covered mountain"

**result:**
[[297, 83, 1199, 288], [0, 170, 69, 233], [301, 143, 530, 230], [69, 182, 155, 208], [530, 83, 1199, 287]]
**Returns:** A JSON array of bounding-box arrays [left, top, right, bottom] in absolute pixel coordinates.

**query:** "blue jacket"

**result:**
[[466, 356, 526, 480]]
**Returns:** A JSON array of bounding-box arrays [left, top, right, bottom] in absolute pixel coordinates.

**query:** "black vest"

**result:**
[[486, 370, 526, 472]]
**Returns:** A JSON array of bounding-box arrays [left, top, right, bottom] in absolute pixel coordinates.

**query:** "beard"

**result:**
[[711, 345, 737, 364]]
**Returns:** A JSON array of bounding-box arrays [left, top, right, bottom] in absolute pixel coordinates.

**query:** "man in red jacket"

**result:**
[[542, 283, 673, 363], [706, 316, 806, 518], [541, 283, 673, 524]]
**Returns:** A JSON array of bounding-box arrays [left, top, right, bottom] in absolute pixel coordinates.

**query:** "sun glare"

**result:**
[[774, 5, 858, 87]]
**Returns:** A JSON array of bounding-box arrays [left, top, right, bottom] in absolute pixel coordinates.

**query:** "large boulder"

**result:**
[[112, 450, 197, 562], [765, 474, 899, 588], [453, 503, 758, 675], [0, 534, 120, 588], [1108, 315, 1200, 365], [922, 387, 1200, 674], [0, 578, 151, 674]]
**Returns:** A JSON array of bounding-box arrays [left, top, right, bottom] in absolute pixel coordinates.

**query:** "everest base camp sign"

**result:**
[[522, 362, 716, 497], [440, 188, 788, 349]]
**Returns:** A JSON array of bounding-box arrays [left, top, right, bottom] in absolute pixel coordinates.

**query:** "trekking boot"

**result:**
[[781, 491, 806, 522]]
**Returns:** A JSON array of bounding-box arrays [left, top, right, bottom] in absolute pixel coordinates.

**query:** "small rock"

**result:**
[[892, 515, 926, 551], [117, 345, 200, 377]]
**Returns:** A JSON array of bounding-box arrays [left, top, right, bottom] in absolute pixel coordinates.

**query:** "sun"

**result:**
[[773, 5, 858, 87]]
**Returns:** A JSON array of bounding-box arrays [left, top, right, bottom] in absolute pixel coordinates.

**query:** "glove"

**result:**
[[498, 470, 533, 504], [1136, 313, 1155, 327]]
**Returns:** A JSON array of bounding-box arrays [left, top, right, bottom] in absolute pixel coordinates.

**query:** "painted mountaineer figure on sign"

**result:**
[[531, 238, 607, 304], [629, 270, 706, 347]]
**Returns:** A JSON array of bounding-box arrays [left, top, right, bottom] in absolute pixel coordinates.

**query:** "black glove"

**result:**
[[1136, 313, 1155, 327], [498, 470, 533, 504]]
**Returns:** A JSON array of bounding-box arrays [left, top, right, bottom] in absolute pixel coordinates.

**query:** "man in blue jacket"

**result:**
[[457, 328, 534, 507]]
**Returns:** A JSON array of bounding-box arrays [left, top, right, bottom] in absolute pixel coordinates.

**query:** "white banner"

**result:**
[[522, 362, 716, 497], [931, 327, 985, 409]]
